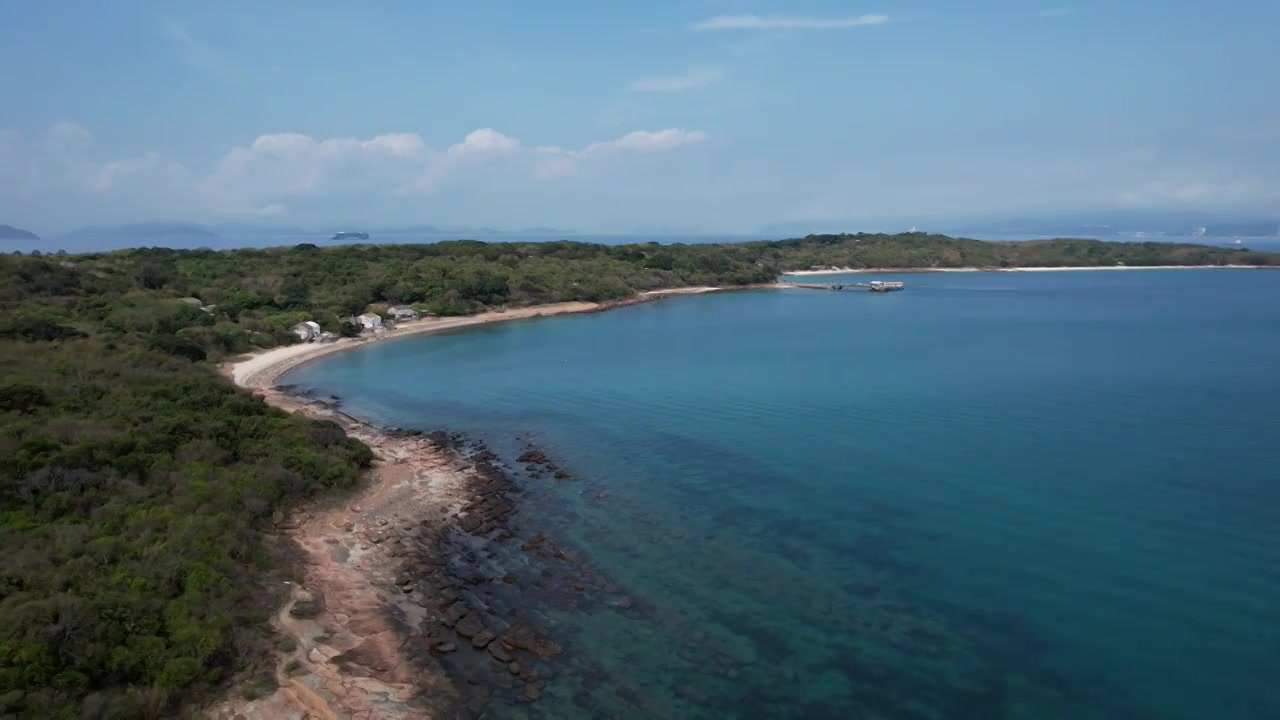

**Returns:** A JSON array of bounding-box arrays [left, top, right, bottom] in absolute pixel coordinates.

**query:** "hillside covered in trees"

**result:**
[[1, 232, 1276, 717]]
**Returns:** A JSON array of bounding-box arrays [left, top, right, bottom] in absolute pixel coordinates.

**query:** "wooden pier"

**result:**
[[790, 280, 905, 293]]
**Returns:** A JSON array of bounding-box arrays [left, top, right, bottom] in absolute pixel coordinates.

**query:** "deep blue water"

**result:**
[[284, 269, 1280, 719]]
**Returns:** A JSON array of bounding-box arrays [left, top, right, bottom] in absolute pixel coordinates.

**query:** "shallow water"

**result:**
[[285, 270, 1280, 719]]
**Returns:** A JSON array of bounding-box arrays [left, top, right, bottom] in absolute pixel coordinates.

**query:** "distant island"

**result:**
[[62, 222, 220, 239], [0, 224, 39, 240], [331, 231, 370, 241]]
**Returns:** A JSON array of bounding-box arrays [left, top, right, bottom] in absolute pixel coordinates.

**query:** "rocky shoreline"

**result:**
[[359, 428, 642, 714], [213, 386, 636, 719]]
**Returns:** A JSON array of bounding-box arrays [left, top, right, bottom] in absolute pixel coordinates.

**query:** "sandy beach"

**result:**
[[229, 285, 784, 391], [781, 264, 1262, 276], [230, 301, 597, 389]]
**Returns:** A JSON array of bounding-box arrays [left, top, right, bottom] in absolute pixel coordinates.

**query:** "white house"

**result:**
[[291, 320, 321, 341], [356, 313, 383, 330], [388, 306, 419, 320]]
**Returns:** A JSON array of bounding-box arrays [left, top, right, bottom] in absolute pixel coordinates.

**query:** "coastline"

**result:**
[[214, 284, 772, 717], [230, 284, 780, 391], [210, 388, 604, 717], [781, 264, 1264, 276]]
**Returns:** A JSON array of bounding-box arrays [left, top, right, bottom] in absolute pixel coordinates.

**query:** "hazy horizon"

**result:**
[[3, 1, 1279, 233]]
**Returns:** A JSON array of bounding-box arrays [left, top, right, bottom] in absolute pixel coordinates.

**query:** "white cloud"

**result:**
[[0, 123, 710, 222], [629, 67, 724, 92], [583, 129, 710, 154], [691, 14, 890, 30], [201, 131, 433, 207], [1039, 8, 1073, 17], [533, 155, 578, 181], [529, 129, 710, 180], [447, 128, 521, 156]]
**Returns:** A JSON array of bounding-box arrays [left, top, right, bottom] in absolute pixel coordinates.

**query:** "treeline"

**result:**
[[12, 233, 1274, 360], [0, 232, 1275, 717]]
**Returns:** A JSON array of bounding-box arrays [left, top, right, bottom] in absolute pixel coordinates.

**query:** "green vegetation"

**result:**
[[1, 232, 1276, 717]]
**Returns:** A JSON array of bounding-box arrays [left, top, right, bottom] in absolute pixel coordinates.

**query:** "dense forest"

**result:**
[[1, 233, 1276, 717]]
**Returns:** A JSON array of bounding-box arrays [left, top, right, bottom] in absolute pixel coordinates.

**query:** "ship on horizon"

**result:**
[[331, 230, 370, 241]]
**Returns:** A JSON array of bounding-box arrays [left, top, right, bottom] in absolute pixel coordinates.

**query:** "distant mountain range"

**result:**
[[61, 222, 220, 239], [0, 224, 39, 240], [3, 222, 591, 252], [49, 222, 581, 240], [9, 212, 1276, 254]]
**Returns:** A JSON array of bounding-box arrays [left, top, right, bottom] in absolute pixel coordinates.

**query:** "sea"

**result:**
[[282, 269, 1280, 719]]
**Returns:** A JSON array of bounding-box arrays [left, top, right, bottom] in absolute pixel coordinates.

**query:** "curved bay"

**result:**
[[286, 270, 1280, 720]]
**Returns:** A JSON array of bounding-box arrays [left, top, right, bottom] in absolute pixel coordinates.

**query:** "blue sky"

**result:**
[[1, 0, 1278, 233]]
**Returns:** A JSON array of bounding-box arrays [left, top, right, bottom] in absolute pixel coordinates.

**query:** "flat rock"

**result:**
[[502, 624, 562, 658], [488, 642, 513, 663], [471, 629, 497, 649], [442, 600, 469, 627], [331, 639, 391, 675], [455, 614, 485, 639]]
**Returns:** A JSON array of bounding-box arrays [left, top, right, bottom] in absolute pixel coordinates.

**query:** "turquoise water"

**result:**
[[285, 270, 1280, 719]]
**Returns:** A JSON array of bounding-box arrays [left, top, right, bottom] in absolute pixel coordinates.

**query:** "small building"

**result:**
[[388, 306, 419, 321], [291, 320, 322, 341], [356, 313, 383, 331]]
